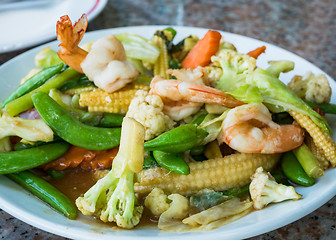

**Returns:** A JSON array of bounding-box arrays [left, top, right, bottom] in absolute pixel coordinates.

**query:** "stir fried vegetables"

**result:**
[[1, 13, 336, 232]]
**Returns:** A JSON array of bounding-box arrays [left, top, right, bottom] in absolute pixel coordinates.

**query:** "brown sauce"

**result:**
[[47, 168, 96, 203], [46, 168, 158, 228]]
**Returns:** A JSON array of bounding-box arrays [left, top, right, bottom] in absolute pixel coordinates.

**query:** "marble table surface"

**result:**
[[0, 0, 335, 239]]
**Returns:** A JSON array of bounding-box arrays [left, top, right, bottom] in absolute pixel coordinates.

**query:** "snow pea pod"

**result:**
[[32, 92, 121, 150], [144, 124, 208, 153], [1, 63, 64, 108], [281, 151, 315, 187], [305, 100, 336, 114], [7, 171, 77, 219], [0, 142, 69, 174], [153, 150, 190, 175]]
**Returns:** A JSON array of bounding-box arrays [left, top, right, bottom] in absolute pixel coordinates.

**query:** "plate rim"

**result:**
[[0, 25, 336, 240], [0, 0, 108, 53]]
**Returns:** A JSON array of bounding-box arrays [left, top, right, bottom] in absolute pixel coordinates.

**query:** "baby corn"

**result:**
[[153, 35, 169, 79], [305, 135, 330, 170], [79, 83, 149, 114], [63, 86, 97, 95], [134, 153, 280, 195], [290, 111, 336, 167]]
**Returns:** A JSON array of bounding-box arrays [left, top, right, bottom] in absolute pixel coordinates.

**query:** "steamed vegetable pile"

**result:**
[[1, 14, 336, 231]]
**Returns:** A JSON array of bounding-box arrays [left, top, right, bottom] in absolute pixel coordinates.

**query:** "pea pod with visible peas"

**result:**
[[7, 171, 77, 219], [153, 150, 190, 175], [32, 92, 121, 150], [281, 151, 315, 187], [144, 124, 208, 153], [0, 142, 69, 175], [50, 89, 123, 127]]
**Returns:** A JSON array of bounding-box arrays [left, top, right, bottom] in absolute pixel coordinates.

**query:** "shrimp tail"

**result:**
[[56, 14, 88, 73]]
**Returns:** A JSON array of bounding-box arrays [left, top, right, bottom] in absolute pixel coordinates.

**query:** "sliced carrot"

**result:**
[[247, 46, 266, 59], [182, 30, 222, 69], [42, 145, 119, 171]]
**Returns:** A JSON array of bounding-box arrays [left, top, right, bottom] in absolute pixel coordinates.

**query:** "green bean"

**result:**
[[7, 171, 77, 219], [5, 68, 81, 116], [1, 63, 64, 108], [305, 100, 336, 114], [281, 151, 315, 186], [152, 150, 190, 175], [293, 143, 324, 178], [0, 142, 69, 174], [32, 92, 121, 150], [144, 124, 208, 153]]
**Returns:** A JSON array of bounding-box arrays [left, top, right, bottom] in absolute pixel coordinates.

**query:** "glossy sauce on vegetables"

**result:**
[[47, 168, 158, 227]]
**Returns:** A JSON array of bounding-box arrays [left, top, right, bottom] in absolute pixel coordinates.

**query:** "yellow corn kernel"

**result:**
[[63, 86, 97, 95], [134, 153, 280, 195], [305, 135, 330, 170], [289, 111, 336, 167], [79, 83, 150, 114], [153, 36, 169, 79]]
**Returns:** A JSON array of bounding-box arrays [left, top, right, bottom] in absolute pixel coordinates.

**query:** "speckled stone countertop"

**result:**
[[0, 0, 335, 239]]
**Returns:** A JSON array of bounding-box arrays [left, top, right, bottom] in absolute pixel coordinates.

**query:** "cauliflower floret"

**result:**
[[249, 167, 301, 210], [209, 49, 256, 91], [144, 188, 170, 216], [158, 193, 190, 230], [126, 90, 175, 140], [204, 66, 223, 87], [288, 72, 331, 104]]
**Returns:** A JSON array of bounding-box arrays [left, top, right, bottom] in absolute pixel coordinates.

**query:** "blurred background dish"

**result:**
[[0, 0, 107, 53]]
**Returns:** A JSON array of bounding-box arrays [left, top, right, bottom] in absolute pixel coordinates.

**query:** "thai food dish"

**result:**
[[1, 13, 336, 232]]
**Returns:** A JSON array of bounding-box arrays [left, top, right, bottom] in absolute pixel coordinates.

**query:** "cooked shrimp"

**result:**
[[56, 14, 88, 73], [218, 103, 304, 153], [163, 100, 203, 121], [150, 76, 244, 108], [56, 14, 139, 93]]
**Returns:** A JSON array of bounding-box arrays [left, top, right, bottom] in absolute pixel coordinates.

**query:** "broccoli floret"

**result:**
[[249, 167, 301, 210], [76, 117, 145, 229], [288, 72, 331, 104], [210, 49, 256, 91], [266, 60, 294, 78]]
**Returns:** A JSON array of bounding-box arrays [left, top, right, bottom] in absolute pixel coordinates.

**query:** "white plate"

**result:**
[[0, 26, 336, 240], [0, 0, 107, 53]]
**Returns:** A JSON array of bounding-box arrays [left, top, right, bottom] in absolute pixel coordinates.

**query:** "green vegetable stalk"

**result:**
[[75, 117, 145, 229], [5, 68, 81, 116], [1, 63, 64, 108], [292, 143, 324, 178]]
